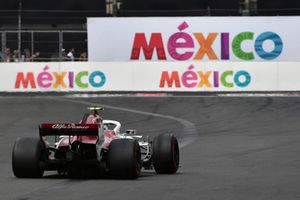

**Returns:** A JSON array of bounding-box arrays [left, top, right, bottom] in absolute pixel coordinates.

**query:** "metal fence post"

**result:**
[[18, 0, 22, 62], [59, 31, 63, 61], [31, 31, 34, 57], [1, 32, 6, 53]]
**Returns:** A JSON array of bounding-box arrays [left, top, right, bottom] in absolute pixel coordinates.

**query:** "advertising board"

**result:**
[[0, 62, 299, 92], [88, 17, 300, 62]]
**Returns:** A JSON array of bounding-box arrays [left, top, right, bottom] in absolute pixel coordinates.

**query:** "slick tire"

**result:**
[[12, 137, 45, 178], [152, 134, 179, 174], [109, 139, 141, 179]]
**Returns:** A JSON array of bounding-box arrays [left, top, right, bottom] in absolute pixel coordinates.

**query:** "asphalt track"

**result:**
[[0, 96, 300, 200]]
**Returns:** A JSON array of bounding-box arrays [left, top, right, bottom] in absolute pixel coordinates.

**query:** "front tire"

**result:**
[[12, 137, 45, 178], [109, 139, 141, 179], [152, 134, 179, 174]]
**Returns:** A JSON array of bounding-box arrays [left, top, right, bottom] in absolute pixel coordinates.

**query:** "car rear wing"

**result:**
[[39, 123, 99, 136]]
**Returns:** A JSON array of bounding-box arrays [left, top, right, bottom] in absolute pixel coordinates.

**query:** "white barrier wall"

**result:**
[[88, 17, 300, 62], [0, 62, 300, 92]]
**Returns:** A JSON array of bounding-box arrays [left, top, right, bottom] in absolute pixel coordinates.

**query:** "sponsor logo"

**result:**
[[52, 124, 67, 129], [15, 65, 106, 89], [159, 65, 251, 89], [51, 124, 90, 129], [131, 21, 283, 61]]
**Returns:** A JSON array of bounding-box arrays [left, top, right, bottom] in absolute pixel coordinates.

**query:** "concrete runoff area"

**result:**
[[0, 96, 300, 200]]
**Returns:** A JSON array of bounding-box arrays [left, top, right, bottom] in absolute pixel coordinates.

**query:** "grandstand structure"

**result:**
[[0, 0, 299, 62]]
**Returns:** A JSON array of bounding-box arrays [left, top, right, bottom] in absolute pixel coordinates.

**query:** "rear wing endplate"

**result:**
[[39, 123, 99, 136]]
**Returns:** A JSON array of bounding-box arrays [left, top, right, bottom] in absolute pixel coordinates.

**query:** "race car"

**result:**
[[12, 107, 179, 179]]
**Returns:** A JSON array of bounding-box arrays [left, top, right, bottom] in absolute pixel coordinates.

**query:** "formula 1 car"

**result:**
[[12, 107, 179, 179]]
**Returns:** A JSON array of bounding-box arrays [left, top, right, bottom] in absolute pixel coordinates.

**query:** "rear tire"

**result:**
[[12, 137, 45, 178], [152, 134, 179, 174], [109, 139, 141, 179]]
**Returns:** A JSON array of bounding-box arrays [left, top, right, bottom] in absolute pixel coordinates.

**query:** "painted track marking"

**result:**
[[48, 97, 198, 148]]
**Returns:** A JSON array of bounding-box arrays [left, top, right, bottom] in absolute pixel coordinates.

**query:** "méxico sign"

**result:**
[[1, 62, 300, 92], [88, 17, 300, 61]]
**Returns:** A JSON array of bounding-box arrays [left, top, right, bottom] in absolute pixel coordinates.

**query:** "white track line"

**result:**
[[48, 97, 198, 148]]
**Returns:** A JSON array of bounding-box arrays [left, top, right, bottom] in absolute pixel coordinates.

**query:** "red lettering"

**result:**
[[159, 71, 181, 88], [131, 33, 166, 60], [15, 72, 36, 89]]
